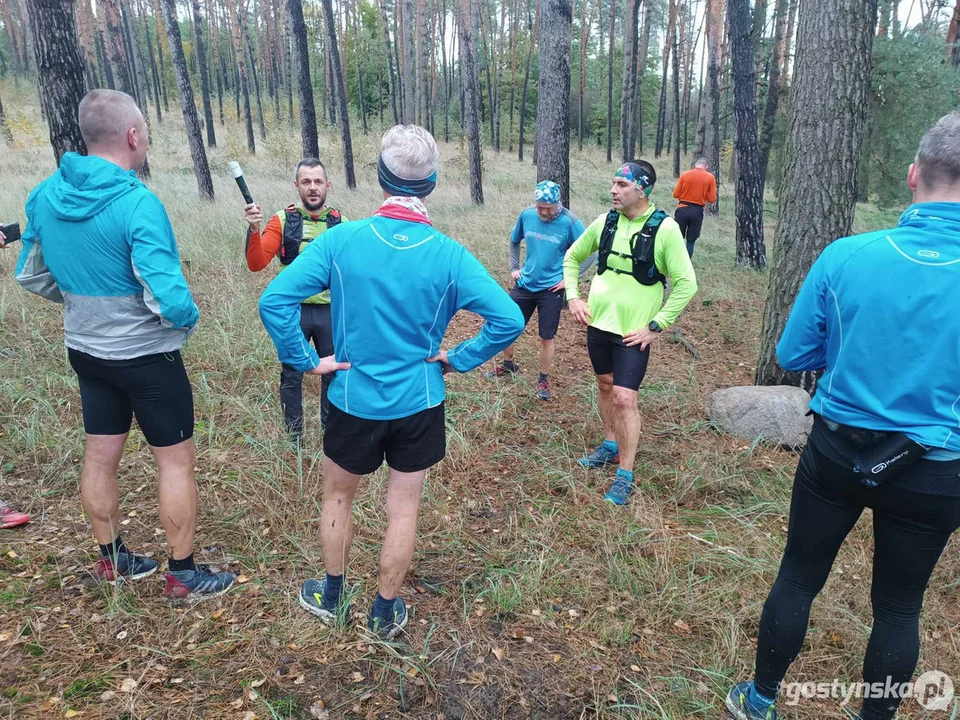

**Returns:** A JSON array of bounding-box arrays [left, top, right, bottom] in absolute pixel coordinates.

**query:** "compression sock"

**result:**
[[168, 553, 196, 572], [99, 535, 128, 558]]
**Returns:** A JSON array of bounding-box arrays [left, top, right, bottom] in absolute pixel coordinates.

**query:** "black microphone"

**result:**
[[228, 161, 255, 205]]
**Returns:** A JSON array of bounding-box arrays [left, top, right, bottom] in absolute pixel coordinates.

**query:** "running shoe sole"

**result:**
[[367, 610, 408, 641], [103, 565, 158, 586], [165, 582, 234, 607], [298, 591, 337, 625]]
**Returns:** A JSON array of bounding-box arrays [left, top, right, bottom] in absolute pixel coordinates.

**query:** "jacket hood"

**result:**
[[45, 152, 143, 221], [898, 202, 960, 233]]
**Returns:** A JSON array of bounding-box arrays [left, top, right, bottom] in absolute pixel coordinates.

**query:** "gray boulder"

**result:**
[[707, 385, 813, 448]]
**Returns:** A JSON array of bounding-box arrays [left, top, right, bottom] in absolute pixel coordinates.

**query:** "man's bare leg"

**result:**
[[153, 438, 198, 561], [81, 433, 128, 545], [320, 456, 362, 576], [377, 468, 425, 599], [596, 374, 617, 443], [538, 338, 555, 376], [612, 387, 641, 473]]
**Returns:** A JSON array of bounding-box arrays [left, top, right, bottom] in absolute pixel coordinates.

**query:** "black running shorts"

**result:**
[[323, 403, 446, 475], [675, 204, 705, 243], [68, 349, 195, 447], [509, 285, 564, 340], [586, 326, 651, 390]]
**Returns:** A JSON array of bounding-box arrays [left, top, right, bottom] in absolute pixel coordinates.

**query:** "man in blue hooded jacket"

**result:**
[[259, 124, 524, 640], [726, 113, 960, 720], [15, 89, 234, 604]]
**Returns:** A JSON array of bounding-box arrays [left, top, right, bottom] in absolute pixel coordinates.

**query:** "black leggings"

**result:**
[[280, 303, 333, 433], [754, 435, 960, 719]]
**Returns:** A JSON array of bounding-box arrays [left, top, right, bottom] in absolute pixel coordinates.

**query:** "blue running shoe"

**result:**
[[367, 596, 408, 640], [725, 681, 778, 720], [577, 444, 619, 468], [298, 578, 350, 626], [164, 565, 235, 605], [94, 553, 158, 585], [604, 474, 634, 505]]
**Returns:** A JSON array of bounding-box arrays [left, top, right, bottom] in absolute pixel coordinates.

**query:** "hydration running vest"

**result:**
[[596, 208, 667, 286], [279, 206, 343, 266]]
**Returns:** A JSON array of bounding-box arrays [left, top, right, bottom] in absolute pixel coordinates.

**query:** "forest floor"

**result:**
[[0, 83, 956, 720]]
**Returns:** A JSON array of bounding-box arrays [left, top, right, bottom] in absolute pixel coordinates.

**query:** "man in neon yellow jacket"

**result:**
[[563, 160, 697, 505]]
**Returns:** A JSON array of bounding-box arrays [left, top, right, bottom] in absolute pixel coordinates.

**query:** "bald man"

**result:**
[[15, 89, 235, 604]]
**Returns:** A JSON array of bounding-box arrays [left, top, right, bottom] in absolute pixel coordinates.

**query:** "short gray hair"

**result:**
[[78, 89, 144, 147], [380, 124, 439, 180], [916, 112, 960, 190], [694, 157, 709, 168]]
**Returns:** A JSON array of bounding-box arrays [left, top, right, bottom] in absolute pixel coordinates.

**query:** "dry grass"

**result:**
[[0, 81, 957, 720]]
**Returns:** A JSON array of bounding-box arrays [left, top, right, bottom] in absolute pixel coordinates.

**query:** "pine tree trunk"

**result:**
[[536, 0, 571, 207], [440, 0, 451, 141], [947, 0, 960, 65], [703, 0, 722, 214], [619, 0, 637, 162], [16, 0, 34, 73], [518, 0, 535, 162], [507, 0, 520, 151], [728, 0, 764, 268], [629, 0, 652, 156], [479, 6, 495, 144], [401, 0, 416, 122], [227, 0, 255, 152], [458, 0, 483, 203], [379, 0, 400, 124], [577, 0, 589, 151], [605, 0, 615, 162], [160, 0, 214, 199], [24, 0, 88, 165], [150, 0, 169, 109], [418, 0, 432, 127], [103, 0, 135, 94], [140, 0, 163, 123], [350, 0, 368, 134], [241, 0, 267, 140], [655, 0, 676, 158], [493, 0, 507, 151], [0, 90, 13, 143], [288, 0, 318, 156], [780, 0, 797, 85], [758, 0, 787, 189], [321, 0, 356, 188], [192, 0, 217, 146], [756, 0, 877, 387], [672, 18, 681, 178], [0, 0, 23, 76]]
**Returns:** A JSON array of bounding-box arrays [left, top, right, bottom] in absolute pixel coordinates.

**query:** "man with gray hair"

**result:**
[[672, 156, 717, 257], [725, 112, 960, 720], [259, 124, 524, 639], [14, 89, 235, 604]]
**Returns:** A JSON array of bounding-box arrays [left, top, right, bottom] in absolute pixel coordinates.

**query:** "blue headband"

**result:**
[[378, 155, 438, 198]]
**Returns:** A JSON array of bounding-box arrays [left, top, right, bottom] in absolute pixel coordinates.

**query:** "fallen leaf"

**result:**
[[236, 575, 250, 584], [491, 647, 505, 660], [99, 691, 116, 701], [523, 636, 534, 644], [127, 510, 138, 517], [568, 609, 580, 618], [64, 711, 80, 718], [120, 678, 137, 693], [531, 608, 541, 616], [231, 699, 244, 709], [250, 678, 266, 688], [211, 609, 225, 620], [552, 654, 561, 662], [6, 551, 17, 559], [116, 631, 128, 640], [309, 702, 329, 720], [0, 633, 9, 642], [831, 632, 841, 642], [673, 619, 691, 632], [630, 664, 641, 672], [589, 664, 603, 672], [294, 675, 306, 685], [350, 672, 364, 683], [607, 694, 618, 702], [242, 713, 257, 720]]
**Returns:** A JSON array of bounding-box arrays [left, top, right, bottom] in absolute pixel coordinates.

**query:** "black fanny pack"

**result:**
[[815, 413, 930, 488]]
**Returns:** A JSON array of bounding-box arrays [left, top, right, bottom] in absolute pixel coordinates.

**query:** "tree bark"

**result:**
[[288, 0, 318, 156], [418, 0, 432, 126], [619, 0, 638, 162], [518, 0, 536, 162], [479, 5, 495, 144], [191, 0, 216, 146], [350, 0, 368, 134], [458, 0, 483, 203], [102, 0, 135, 95], [655, 0, 676, 157], [321, 0, 356, 188], [0, 90, 13, 143], [493, 0, 507, 150], [1, 0, 23, 76], [703, 0, 723, 214], [536, 0, 571, 207], [630, 0, 653, 156], [379, 0, 401, 124], [577, 0, 590, 151], [401, 0, 416, 122], [25, 0, 88, 165], [758, 0, 787, 189], [227, 0, 256, 152], [241, 0, 267, 140], [139, 0, 163, 123], [672, 17, 681, 178], [605, 0, 615, 162], [728, 0, 765, 268], [756, 0, 878, 388], [160, 0, 214, 199]]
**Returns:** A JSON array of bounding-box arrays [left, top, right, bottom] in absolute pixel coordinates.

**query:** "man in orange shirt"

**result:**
[[672, 157, 717, 257], [243, 159, 345, 440]]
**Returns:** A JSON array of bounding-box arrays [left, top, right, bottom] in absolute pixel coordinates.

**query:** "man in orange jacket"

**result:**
[[672, 157, 717, 258], [243, 159, 346, 440]]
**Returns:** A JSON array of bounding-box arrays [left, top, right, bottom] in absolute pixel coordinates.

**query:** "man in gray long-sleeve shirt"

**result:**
[[486, 181, 591, 400]]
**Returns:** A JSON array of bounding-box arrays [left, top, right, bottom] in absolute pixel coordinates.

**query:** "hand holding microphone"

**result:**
[[229, 161, 262, 232]]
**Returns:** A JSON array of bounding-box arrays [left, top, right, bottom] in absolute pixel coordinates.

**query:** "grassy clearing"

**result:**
[[0, 81, 957, 719]]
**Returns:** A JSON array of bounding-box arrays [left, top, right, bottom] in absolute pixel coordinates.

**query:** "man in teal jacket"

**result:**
[[15, 89, 234, 604], [259, 124, 524, 639]]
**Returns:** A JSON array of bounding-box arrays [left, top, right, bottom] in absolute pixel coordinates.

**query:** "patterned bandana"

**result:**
[[534, 180, 561, 205], [615, 162, 654, 196], [375, 195, 432, 225]]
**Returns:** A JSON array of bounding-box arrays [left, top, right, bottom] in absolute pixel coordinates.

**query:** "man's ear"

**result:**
[[907, 163, 919, 193], [127, 126, 139, 151]]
